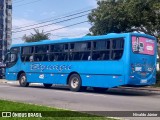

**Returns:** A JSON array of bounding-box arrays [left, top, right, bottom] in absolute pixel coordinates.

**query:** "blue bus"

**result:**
[[4, 33, 157, 92]]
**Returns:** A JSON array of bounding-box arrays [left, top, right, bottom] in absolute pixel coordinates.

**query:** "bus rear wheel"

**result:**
[[19, 73, 29, 87], [69, 74, 82, 92], [43, 84, 52, 88]]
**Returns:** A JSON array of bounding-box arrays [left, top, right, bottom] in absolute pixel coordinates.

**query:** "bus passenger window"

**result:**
[[112, 39, 124, 49], [112, 50, 123, 60], [106, 41, 110, 49], [87, 42, 91, 50], [50, 44, 68, 61], [35, 45, 49, 53], [70, 43, 74, 52], [111, 38, 124, 60], [54, 44, 64, 52], [92, 40, 111, 61], [35, 45, 49, 61], [21, 47, 34, 62], [82, 52, 90, 60], [49, 54, 57, 61], [50, 45, 55, 52], [64, 44, 68, 52]]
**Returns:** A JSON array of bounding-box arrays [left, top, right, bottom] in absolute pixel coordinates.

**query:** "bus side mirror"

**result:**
[[2, 53, 10, 68], [4, 53, 9, 63]]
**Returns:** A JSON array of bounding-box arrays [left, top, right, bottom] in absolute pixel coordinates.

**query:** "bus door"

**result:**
[[130, 36, 156, 85]]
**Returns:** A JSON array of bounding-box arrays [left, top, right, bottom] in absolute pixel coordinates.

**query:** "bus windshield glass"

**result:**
[[132, 36, 155, 55]]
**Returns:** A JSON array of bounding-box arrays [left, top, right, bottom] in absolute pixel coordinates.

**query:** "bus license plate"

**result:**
[[140, 79, 147, 83]]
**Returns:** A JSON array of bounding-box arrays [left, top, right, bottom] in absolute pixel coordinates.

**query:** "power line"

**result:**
[[12, 21, 89, 40], [13, 9, 92, 30], [44, 21, 88, 33], [13, 0, 26, 4], [13, 7, 94, 30], [12, 14, 88, 33], [13, 0, 21, 1], [14, 0, 25, 1], [14, 0, 42, 7], [12, 34, 68, 40]]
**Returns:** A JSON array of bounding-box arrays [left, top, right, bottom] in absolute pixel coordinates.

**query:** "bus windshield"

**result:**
[[132, 36, 155, 55]]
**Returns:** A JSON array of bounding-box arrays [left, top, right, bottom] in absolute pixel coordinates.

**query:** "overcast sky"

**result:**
[[12, 0, 97, 44]]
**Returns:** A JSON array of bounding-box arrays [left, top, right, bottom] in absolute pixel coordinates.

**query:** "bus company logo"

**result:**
[[30, 63, 72, 72], [2, 112, 11, 117]]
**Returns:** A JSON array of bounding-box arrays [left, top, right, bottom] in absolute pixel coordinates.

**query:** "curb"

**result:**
[[0, 79, 8, 84], [119, 86, 160, 92], [0, 79, 42, 85]]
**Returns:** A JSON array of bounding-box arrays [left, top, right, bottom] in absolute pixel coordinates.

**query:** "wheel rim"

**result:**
[[21, 76, 26, 85], [71, 77, 79, 89]]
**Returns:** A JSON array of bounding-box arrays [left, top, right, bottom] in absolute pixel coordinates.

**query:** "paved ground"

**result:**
[[0, 79, 160, 120]]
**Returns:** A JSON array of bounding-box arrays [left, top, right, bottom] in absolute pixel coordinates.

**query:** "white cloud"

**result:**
[[86, 0, 97, 7], [13, 18, 36, 28], [12, 18, 90, 44], [41, 11, 56, 17]]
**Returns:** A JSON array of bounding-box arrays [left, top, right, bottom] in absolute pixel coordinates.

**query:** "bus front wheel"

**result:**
[[43, 84, 52, 88], [69, 74, 82, 92], [19, 73, 29, 87]]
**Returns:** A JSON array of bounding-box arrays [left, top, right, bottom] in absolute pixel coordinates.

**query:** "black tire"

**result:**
[[43, 83, 52, 88], [69, 74, 82, 92], [19, 73, 29, 87], [93, 87, 108, 93]]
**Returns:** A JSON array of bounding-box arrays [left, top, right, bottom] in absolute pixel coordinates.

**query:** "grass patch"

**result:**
[[0, 100, 115, 120]]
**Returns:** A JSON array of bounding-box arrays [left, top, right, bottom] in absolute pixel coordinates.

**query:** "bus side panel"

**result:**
[[79, 61, 125, 88], [20, 60, 125, 88], [5, 69, 17, 80], [81, 74, 125, 88], [26, 73, 68, 85]]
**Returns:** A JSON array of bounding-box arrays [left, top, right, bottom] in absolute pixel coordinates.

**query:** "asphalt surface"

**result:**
[[0, 80, 160, 120]]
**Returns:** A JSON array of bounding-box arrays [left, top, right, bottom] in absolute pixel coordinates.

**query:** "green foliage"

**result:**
[[22, 29, 50, 42], [88, 0, 160, 37]]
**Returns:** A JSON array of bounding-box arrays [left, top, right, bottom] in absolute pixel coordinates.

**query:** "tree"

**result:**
[[88, 0, 160, 37], [88, 0, 131, 35], [88, 0, 160, 68], [22, 29, 50, 42]]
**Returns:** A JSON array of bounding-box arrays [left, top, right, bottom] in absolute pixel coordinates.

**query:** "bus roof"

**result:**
[[11, 32, 156, 48]]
